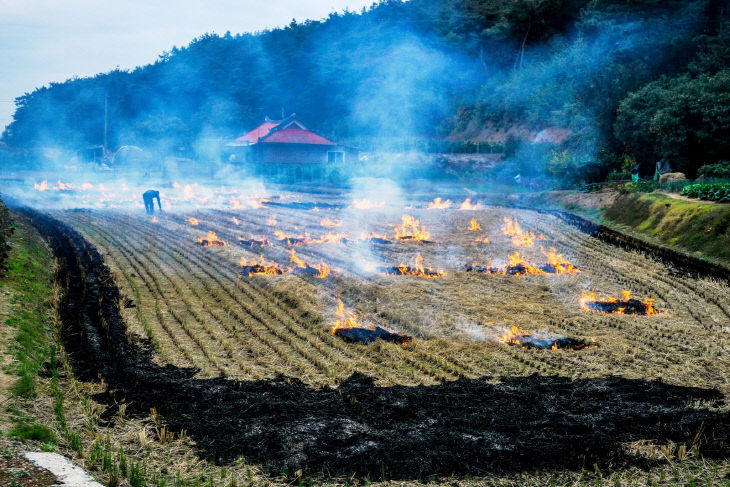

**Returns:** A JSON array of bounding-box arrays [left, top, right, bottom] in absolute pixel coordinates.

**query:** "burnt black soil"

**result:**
[[24, 209, 730, 479]]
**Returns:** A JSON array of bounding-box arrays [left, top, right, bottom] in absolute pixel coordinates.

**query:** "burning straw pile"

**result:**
[[239, 256, 287, 276], [465, 248, 579, 276], [197, 230, 227, 247], [394, 215, 434, 243], [378, 254, 445, 278], [500, 325, 592, 350], [581, 290, 658, 315], [331, 299, 412, 345]]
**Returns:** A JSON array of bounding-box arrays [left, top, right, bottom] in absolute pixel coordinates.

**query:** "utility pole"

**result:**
[[103, 92, 109, 158]]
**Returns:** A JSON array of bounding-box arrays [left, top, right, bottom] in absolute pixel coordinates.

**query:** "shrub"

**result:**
[[697, 161, 730, 179], [621, 179, 657, 193], [680, 183, 730, 202]]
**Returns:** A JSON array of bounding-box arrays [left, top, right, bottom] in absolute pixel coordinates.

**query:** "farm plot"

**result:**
[[53, 198, 730, 396]]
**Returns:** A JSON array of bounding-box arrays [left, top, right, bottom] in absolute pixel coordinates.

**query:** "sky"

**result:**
[[0, 0, 377, 132]]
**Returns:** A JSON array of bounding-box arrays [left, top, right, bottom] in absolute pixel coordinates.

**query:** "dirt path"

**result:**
[[653, 190, 726, 205]]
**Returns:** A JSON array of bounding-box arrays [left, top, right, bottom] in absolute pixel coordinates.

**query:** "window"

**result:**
[[327, 151, 345, 163]]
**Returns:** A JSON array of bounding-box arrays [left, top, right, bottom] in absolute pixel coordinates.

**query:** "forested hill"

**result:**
[[3, 0, 729, 180]]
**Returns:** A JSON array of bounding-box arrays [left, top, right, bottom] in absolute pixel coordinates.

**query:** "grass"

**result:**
[[2, 217, 55, 397], [603, 193, 730, 265], [7, 423, 56, 443]]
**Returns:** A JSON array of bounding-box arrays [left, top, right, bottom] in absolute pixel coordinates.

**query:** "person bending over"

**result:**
[[142, 189, 162, 215]]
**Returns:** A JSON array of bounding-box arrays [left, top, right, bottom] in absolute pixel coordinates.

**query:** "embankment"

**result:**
[[517, 191, 730, 271]]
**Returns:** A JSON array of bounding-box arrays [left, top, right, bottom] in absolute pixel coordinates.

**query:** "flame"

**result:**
[[54, 180, 73, 190], [473, 236, 491, 244], [501, 217, 545, 247], [386, 253, 446, 278], [363, 232, 393, 243], [506, 251, 546, 274], [231, 197, 267, 209], [274, 230, 347, 244], [395, 215, 431, 242], [459, 198, 481, 210], [468, 219, 482, 231], [350, 199, 385, 210], [320, 218, 341, 228], [237, 236, 269, 247], [289, 249, 307, 268], [540, 246, 580, 274], [580, 290, 657, 315], [197, 230, 227, 247], [187, 217, 200, 226], [331, 297, 367, 333], [239, 255, 286, 276], [232, 217, 241, 225], [288, 250, 331, 278], [427, 197, 451, 210], [267, 217, 277, 226], [151, 217, 158, 223], [499, 325, 530, 345], [34, 180, 74, 191]]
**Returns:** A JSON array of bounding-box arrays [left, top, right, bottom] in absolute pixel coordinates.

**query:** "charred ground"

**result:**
[[24, 208, 730, 480]]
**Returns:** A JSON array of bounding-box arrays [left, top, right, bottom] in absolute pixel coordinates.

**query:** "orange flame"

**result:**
[[197, 230, 227, 247], [395, 215, 431, 242], [468, 219, 482, 231], [507, 251, 546, 274], [231, 196, 267, 209], [540, 247, 580, 274], [151, 217, 158, 223], [34, 180, 49, 191], [331, 297, 368, 333], [499, 325, 530, 345], [388, 254, 446, 278], [427, 197, 451, 210], [350, 199, 385, 210], [289, 249, 307, 268], [473, 236, 491, 244], [501, 217, 545, 247], [288, 249, 331, 278], [362, 232, 393, 243], [267, 217, 277, 226], [239, 255, 286, 276], [580, 290, 657, 315], [232, 217, 241, 225], [187, 217, 200, 226], [320, 218, 342, 228], [274, 230, 347, 245], [459, 198, 481, 210]]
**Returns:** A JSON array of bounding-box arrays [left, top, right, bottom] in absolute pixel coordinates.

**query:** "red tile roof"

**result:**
[[261, 128, 336, 145], [232, 121, 279, 144]]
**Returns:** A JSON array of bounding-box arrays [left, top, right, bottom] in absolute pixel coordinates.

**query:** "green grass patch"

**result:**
[[603, 193, 730, 265], [8, 423, 57, 443], [1, 217, 54, 397]]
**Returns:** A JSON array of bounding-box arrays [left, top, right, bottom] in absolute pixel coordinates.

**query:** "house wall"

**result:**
[[248, 143, 358, 182], [259, 143, 352, 164]]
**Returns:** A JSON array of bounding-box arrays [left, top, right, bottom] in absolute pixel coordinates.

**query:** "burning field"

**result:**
[[25, 189, 730, 482]]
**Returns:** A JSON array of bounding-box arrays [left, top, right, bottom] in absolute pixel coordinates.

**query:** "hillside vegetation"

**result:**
[[2, 0, 730, 183], [602, 192, 730, 265]]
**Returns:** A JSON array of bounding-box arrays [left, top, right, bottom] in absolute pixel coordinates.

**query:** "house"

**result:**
[[227, 114, 357, 181]]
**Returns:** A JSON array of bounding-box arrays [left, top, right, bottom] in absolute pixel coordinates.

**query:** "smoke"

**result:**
[[0, 0, 711, 203]]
